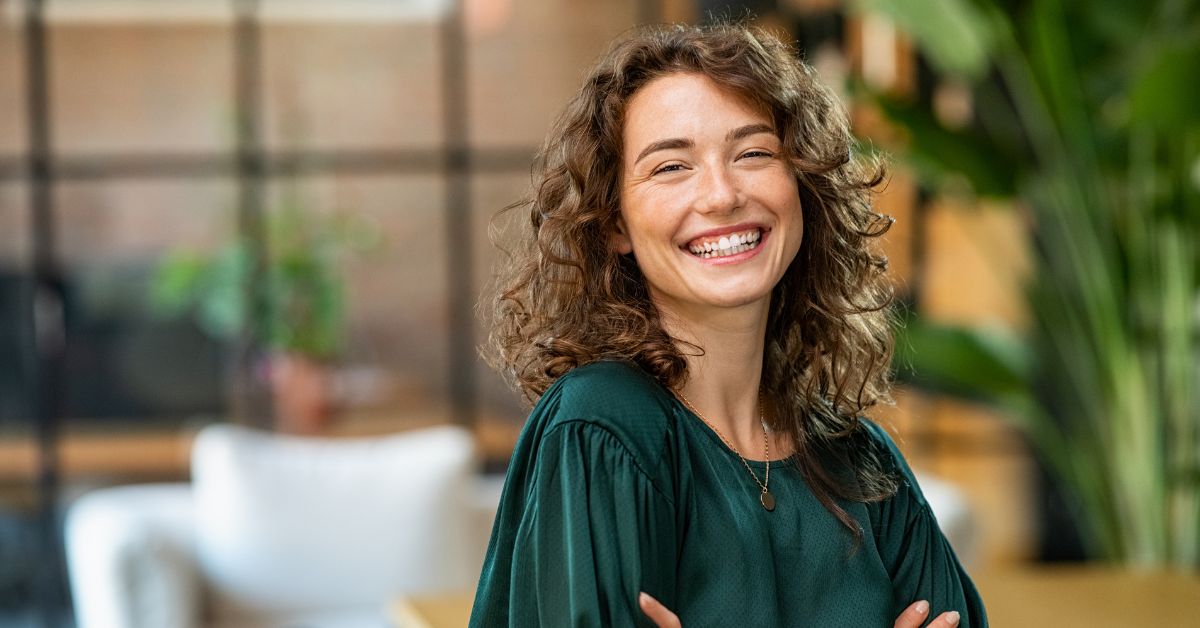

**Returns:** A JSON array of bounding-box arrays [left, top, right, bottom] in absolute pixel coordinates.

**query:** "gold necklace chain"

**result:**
[[675, 391, 776, 511]]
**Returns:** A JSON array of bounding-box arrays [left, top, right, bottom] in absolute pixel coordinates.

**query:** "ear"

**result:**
[[610, 213, 634, 255]]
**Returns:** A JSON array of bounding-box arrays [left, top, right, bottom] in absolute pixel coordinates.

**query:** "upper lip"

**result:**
[[681, 222, 768, 245]]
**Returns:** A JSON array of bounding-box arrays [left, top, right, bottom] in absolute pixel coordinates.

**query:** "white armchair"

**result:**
[[65, 424, 483, 628]]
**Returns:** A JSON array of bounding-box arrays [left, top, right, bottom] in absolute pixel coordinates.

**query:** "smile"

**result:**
[[684, 228, 763, 259]]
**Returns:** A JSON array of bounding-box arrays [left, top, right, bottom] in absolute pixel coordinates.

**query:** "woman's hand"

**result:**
[[639, 592, 680, 628], [638, 593, 962, 627], [893, 600, 961, 627]]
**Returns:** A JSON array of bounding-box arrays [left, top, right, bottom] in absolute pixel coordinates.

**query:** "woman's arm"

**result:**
[[638, 592, 966, 627], [865, 421, 989, 627], [471, 420, 678, 627]]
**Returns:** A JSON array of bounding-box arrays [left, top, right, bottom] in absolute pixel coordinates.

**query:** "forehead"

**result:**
[[622, 72, 772, 147]]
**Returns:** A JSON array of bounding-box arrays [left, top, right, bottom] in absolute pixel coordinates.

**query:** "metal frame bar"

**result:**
[[20, 0, 69, 624], [440, 1, 475, 426], [230, 0, 272, 425], [0, 147, 537, 180]]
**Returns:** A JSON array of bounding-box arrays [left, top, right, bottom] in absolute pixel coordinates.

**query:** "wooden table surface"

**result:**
[[390, 566, 1200, 627], [971, 565, 1200, 627], [390, 592, 475, 628]]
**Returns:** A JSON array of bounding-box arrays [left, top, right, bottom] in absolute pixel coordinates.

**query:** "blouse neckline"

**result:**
[[668, 395, 794, 467]]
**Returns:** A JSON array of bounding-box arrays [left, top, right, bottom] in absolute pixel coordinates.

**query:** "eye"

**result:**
[[739, 149, 775, 160], [651, 163, 687, 176]]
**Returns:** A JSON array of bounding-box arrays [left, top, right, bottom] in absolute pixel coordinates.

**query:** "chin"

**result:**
[[693, 289, 773, 309]]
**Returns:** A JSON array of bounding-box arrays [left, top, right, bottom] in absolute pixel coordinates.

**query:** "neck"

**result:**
[[656, 297, 770, 455]]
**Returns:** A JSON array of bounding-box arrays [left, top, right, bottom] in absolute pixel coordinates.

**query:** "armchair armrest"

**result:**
[[65, 484, 200, 628], [914, 472, 978, 567]]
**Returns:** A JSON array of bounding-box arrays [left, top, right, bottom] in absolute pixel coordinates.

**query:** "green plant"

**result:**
[[857, 0, 1199, 567], [150, 194, 377, 361]]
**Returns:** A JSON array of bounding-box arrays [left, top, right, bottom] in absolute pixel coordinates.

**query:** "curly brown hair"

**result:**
[[483, 22, 898, 533]]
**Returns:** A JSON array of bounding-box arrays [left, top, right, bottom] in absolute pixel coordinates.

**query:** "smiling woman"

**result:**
[[613, 72, 804, 314], [472, 22, 986, 628]]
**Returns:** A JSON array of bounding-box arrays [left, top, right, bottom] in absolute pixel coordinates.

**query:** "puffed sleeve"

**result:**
[[470, 419, 679, 628], [865, 421, 989, 628]]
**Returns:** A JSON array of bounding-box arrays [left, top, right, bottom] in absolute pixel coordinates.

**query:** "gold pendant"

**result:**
[[760, 489, 776, 511]]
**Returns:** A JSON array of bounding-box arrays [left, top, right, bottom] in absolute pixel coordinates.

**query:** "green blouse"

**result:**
[[470, 361, 987, 627]]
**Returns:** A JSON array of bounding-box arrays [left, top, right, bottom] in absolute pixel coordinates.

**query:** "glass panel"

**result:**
[[0, 181, 27, 268], [261, 19, 443, 151], [471, 172, 527, 413], [0, 179, 29, 452], [264, 174, 449, 434], [41, 0, 235, 22], [468, 0, 639, 148], [0, 17, 25, 156], [259, 0, 452, 22], [0, 180, 38, 625], [0, 181, 30, 432], [48, 20, 235, 155], [54, 178, 238, 426], [0, 474, 43, 625], [471, 172, 530, 463]]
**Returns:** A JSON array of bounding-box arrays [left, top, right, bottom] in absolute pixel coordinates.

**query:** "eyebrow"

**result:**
[[633, 138, 693, 167], [727, 123, 776, 142], [632, 123, 778, 166]]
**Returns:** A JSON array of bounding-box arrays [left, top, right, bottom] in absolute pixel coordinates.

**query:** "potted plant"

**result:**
[[150, 192, 377, 434], [857, 0, 1199, 568]]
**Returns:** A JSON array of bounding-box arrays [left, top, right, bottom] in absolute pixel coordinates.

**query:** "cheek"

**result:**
[[622, 204, 673, 246], [774, 193, 803, 231], [778, 193, 805, 256], [792, 212, 806, 254]]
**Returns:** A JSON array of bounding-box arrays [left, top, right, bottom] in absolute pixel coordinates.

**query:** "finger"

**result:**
[[892, 600, 930, 628], [639, 592, 682, 628], [926, 610, 962, 628]]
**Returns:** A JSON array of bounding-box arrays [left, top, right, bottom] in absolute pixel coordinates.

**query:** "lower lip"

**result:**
[[683, 230, 769, 266]]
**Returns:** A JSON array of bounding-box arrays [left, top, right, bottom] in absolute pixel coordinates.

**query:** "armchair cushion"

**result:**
[[190, 424, 477, 623], [65, 484, 199, 628]]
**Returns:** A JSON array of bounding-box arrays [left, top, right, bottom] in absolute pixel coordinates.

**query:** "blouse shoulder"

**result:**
[[858, 418, 930, 507], [535, 360, 678, 477]]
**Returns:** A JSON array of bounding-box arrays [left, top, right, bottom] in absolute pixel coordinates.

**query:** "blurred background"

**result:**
[[0, 0, 1196, 626]]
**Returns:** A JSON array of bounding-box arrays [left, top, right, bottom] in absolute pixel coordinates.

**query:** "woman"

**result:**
[[470, 23, 986, 628]]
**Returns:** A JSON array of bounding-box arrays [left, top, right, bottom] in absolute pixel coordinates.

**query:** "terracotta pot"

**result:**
[[268, 352, 335, 435]]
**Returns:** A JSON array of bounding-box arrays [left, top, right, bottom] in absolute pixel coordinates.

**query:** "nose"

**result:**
[[694, 163, 742, 215]]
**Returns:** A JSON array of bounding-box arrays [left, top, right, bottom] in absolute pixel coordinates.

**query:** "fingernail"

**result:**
[[947, 610, 960, 626], [639, 592, 650, 605], [915, 600, 929, 614]]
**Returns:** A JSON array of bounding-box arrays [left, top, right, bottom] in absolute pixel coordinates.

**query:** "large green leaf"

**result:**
[[893, 313, 1033, 403], [1026, 0, 1098, 165], [1129, 42, 1200, 132], [855, 0, 996, 79], [872, 94, 1019, 197]]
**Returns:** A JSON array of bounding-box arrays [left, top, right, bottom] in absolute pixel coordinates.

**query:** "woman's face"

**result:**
[[615, 72, 804, 320]]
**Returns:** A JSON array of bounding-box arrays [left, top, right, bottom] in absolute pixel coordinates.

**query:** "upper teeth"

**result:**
[[687, 229, 762, 258]]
